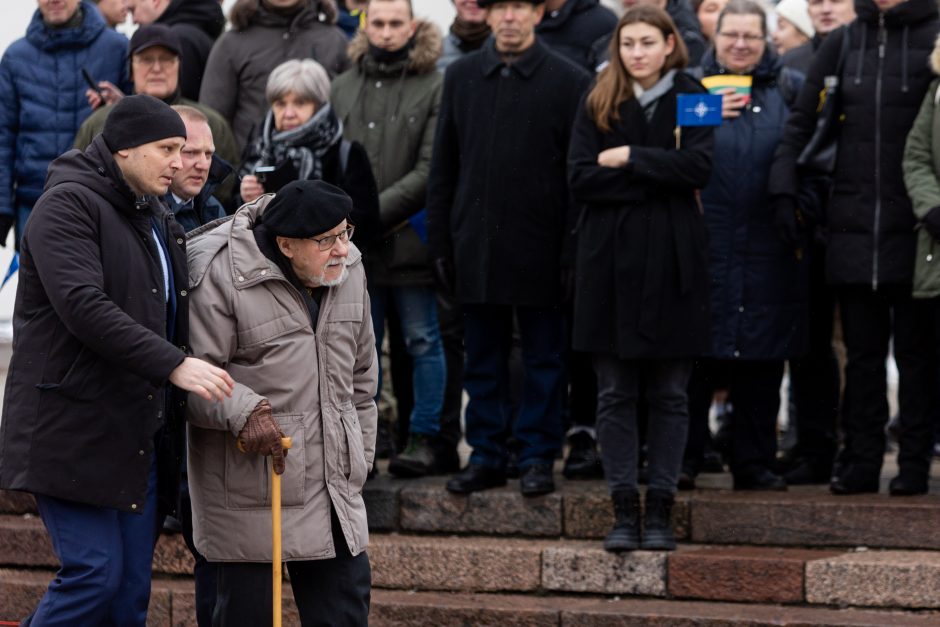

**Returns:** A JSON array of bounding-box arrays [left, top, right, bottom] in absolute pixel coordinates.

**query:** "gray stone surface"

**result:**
[[399, 480, 562, 536], [806, 550, 940, 608], [542, 541, 667, 596], [370, 534, 543, 592]]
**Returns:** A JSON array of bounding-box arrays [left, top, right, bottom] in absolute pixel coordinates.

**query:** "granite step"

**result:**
[[2, 570, 939, 627], [4, 514, 940, 610]]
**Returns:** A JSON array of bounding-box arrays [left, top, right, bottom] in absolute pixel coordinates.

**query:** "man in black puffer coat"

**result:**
[[770, 0, 940, 496]]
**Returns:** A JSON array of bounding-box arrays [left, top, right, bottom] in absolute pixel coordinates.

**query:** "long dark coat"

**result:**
[[770, 0, 940, 288], [0, 135, 189, 515], [427, 39, 591, 307], [701, 50, 809, 361], [568, 71, 713, 359]]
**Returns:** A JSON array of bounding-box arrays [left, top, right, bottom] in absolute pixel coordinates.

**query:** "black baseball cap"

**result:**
[[129, 24, 182, 58]]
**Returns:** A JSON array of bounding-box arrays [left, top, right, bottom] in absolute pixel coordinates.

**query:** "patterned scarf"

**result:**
[[252, 103, 344, 182]]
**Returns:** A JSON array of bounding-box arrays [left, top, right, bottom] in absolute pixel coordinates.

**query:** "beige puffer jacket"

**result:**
[[184, 194, 377, 562]]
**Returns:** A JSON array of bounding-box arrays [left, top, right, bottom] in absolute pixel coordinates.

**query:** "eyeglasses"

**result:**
[[308, 225, 354, 251], [133, 54, 179, 69], [717, 32, 765, 44]]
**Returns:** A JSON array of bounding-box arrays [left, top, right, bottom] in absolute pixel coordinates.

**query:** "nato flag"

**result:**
[[677, 94, 723, 127]]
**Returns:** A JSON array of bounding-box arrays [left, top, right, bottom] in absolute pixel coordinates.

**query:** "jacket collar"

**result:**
[[26, 0, 106, 52], [481, 37, 548, 79]]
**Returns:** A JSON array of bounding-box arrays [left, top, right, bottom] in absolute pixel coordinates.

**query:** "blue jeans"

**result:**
[[462, 304, 566, 470], [23, 458, 159, 626], [370, 285, 445, 436]]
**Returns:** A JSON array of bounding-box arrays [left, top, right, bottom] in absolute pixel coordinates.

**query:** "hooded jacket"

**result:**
[[770, 0, 940, 289], [0, 135, 189, 515], [700, 49, 810, 360], [902, 36, 940, 299], [156, 0, 226, 100], [185, 195, 378, 562], [332, 20, 443, 287], [0, 1, 129, 222], [537, 0, 618, 71], [199, 0, 350, 151]]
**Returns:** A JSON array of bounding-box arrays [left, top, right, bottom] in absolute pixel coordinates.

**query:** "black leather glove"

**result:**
[[924, 206, 940, 241], [432, 257, 456, 297], [773, 196, 802, 249], [236, 399, 287, 474], [0, 215, 14, 248]]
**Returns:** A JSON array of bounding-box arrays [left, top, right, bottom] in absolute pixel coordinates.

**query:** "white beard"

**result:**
[[311, 259, 349, 287]]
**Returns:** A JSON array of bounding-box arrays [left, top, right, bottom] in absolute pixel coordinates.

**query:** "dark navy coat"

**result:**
[[0, 1, 129, 222], [700, 50, 810, 361]]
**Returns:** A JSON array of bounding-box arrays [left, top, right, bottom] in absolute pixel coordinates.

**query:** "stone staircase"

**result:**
[[3, 469, 940, 625]]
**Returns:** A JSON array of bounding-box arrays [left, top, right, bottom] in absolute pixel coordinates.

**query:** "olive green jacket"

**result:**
[[903, 68, 940, 300], [331, 21, 443, 287]]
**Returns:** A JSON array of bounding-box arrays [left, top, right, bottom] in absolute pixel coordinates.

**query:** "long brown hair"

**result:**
[[587, 6, 689, 133]]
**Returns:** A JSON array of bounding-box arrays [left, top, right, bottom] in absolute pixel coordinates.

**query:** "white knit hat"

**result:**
[[775, 0, 815, 39]]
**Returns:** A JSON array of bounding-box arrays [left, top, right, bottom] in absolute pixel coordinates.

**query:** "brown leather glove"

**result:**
[[236, 399, 287, 474]]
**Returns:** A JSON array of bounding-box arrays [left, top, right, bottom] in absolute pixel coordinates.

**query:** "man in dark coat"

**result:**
[[537, 0, 618, 71], [770, 0, 940, 495], [0, 0, 129, 246], [125, 0, 225, 100], [428, 0, 591, 496], [776, 0, 855, 487], [0, 95, 233, 625]]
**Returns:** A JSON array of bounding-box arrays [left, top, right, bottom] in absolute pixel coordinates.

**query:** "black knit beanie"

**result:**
[[102, 94, 187, 152], [261, 180, 352, 238]]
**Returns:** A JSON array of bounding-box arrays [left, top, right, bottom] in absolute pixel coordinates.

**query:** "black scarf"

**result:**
[[250, 104, 343, 183], [450, 17, 490, 52], [368, 41, 412, 65], [252, 223, 325, 326]]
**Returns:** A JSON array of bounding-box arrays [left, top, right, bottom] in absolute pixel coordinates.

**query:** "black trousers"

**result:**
[[211, 510, 371, 627], [687, 359, 784, 477], [837, 286, 935, 479], [787, 242, 839, 471]]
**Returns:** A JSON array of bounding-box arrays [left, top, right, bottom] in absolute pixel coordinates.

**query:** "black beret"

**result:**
[[261, 180, 352, 239], [476, 0, 545, 6], [130, 24, 182, 58], [102, 94, 186, 152]]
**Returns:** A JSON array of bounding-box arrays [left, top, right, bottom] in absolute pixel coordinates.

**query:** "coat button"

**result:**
[[368, 122, 375, 129], [733, 350, 740, 358], [237, 276, 245, 282], [375, 81, 382, 88], [928, 254, 934, 262], [139, 449, 145, 456], [179, 345, 187, 351], [500, 67, 511, 78], [131, 503, 137, 510], [151, 288, 158, 294], [147, 394, 154, 401], [177, 238, 184, 245], [738, 306, 745, 313], [260, 269, 267, 276], [753, 105, 762, 113], [282, 32, 289, 40], [180, 289, 188, 297]]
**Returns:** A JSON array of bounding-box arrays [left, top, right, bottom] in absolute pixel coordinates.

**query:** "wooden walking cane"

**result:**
[[272, 436, 292, 627]]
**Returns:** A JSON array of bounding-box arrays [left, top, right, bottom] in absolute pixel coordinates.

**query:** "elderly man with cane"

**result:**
[[185, 179, 378, 624]]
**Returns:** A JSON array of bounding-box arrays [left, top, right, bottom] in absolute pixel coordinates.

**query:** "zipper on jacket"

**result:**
[[872, 13, 885, 291]]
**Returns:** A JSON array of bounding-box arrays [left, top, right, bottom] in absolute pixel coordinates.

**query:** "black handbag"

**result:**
[[796, 25, 851, 174]]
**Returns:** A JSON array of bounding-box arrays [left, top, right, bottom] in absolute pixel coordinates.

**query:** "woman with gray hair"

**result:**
[[239, 58, 379, 246]]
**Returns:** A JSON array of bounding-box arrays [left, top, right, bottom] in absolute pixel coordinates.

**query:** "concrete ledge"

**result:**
[[668, 546, 842, 603], [806, 550, 940, 609], [542, 542, 667, 596], [370, 534, 543, 592]]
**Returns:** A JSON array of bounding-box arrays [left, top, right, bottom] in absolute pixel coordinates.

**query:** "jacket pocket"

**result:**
[[35, 347, 105, 401], [224, 413, 306, 509], [340, 406, 368, 493]]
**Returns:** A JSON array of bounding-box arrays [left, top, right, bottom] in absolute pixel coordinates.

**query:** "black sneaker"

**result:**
[[562, 431, 604, 480], [446, 464, 507, 494], [388, 434, 435, 478], [520, 464, 555, 496]]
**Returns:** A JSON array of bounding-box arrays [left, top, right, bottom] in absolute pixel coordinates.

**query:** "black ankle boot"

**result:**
[[641, 489, 676, 550], [604, 489, 640, 552]]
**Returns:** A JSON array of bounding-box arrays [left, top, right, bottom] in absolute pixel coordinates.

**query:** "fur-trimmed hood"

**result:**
[[229, 0, 337, 31], [347, 19, 442, 75]]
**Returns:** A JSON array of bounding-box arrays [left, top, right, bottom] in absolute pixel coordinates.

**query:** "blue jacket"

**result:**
[[0, 2, 129, 219], [699, 49, 809, 361]]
